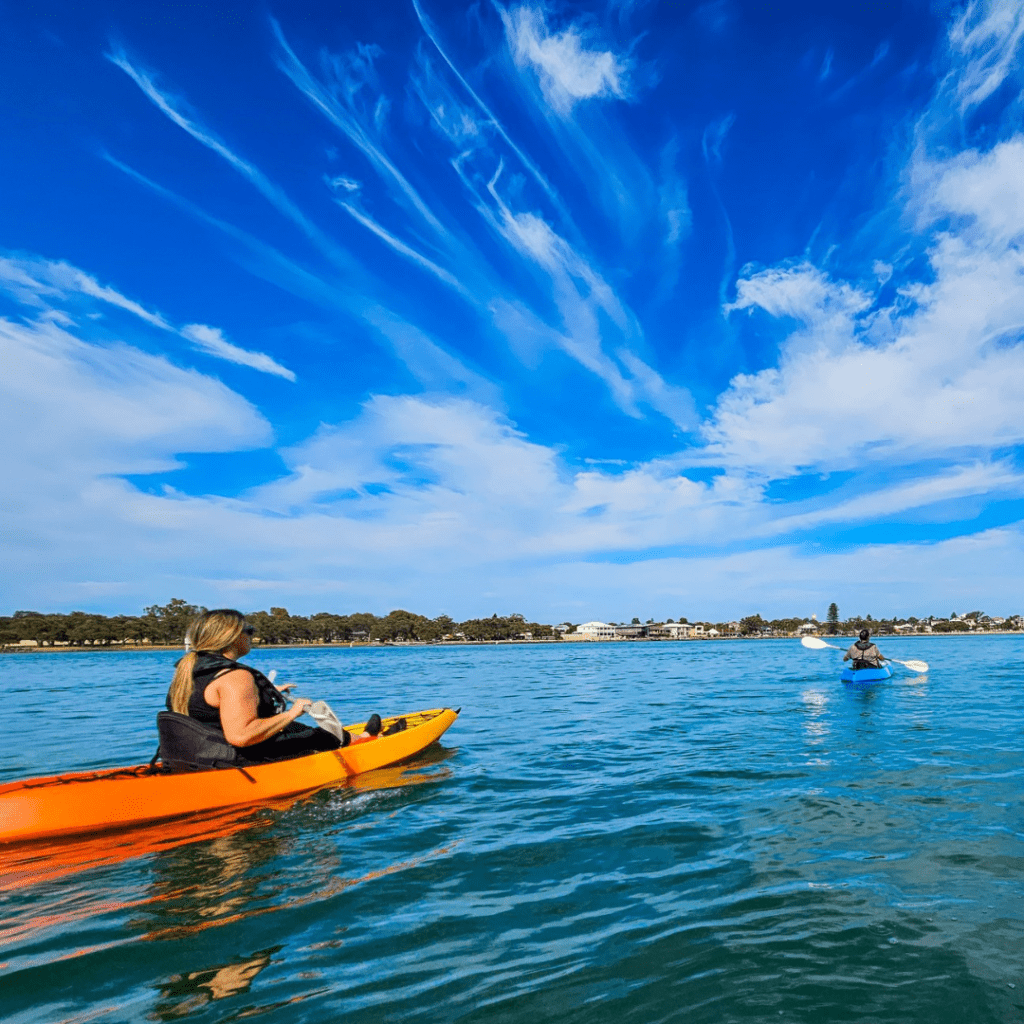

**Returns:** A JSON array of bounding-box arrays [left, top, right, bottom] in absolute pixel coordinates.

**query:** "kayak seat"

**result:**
[[157, 713, 343, 772], [156, 711, 246, 773]]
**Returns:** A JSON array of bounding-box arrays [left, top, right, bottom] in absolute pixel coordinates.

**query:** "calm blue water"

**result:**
[[1, 637, 1022, 1023]]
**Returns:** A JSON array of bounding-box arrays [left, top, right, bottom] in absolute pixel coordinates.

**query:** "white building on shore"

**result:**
[[656, 623, 692, 638], [576, 621, 617, 639]]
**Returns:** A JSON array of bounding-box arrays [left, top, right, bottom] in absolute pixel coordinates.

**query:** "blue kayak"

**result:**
[[841, 664, 893, 683]]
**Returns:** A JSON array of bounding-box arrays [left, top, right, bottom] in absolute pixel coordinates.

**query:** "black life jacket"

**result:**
[[158, 653, 338, 772], [175, 652, 286, 723], [852, 639, 881, 669]]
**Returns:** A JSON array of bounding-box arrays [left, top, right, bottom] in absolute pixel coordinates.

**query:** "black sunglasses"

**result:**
[[242, 625, 255, 637]]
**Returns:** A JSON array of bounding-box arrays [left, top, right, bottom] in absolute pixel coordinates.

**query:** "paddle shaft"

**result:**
[[806, 638, 927, 673]]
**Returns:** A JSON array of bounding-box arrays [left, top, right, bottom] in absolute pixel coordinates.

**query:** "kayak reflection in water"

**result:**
[[164, 609, 343, 765], [843, 628, 888, 670]]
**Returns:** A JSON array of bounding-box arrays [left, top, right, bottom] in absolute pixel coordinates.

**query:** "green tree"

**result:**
[[769, 617, 803, 634], [827, 603, 839, 635], [377, 609, 432, 641], [143, 599, 205, 644]]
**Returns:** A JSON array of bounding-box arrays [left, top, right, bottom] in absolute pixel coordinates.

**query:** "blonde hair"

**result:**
[[167, 609, 248, 715]]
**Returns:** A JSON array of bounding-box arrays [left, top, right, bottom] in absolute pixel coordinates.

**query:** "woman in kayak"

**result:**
[[843, 629, 887, 670], [166, 609, 344, 762]]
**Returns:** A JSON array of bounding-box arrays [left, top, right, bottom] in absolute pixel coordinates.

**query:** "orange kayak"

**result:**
[[0, 707, 459, 844]]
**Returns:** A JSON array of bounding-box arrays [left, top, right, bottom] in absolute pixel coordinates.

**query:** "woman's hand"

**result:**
[[276, 682, 297, 694], [289, 697, 312, 717]]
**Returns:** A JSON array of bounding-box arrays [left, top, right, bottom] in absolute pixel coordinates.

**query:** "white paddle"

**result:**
[[800, 635, 929, 674], [268, 670, 349, 739]]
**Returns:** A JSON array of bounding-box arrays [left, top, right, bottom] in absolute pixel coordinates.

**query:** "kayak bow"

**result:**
[[0, 707, 459, 844]]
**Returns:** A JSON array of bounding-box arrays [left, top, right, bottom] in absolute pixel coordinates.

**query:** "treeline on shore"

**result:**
[[0, 599, 556, 647], [3, 600, 1020, 649], [734, 609, 1020, 635]]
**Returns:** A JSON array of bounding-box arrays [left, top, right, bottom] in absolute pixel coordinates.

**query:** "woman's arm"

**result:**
[[208, 669, 311, 747]]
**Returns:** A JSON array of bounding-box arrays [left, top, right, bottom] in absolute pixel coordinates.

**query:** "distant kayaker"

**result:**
[[166, 609, 344, 762], [843, 629, 887, 670]]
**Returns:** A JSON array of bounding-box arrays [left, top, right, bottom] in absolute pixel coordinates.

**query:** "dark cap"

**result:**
[[858, 628, 869, 640]]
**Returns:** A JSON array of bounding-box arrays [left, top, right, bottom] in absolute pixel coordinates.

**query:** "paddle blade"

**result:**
[[267, 669, 277, 684], [901, 659, 929, 673], [801, 636, 829, 649], [308, 700, 348, 742]]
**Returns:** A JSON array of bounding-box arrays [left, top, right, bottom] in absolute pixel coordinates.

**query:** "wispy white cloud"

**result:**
[[270, 20, 449, 242], [659, 141, 692, 248], [411, 55, 488, 150], [1, 251, 298, 382], [503, 4, 631, 115], [181, 324, 297, 381], [334, 200, 472, 298], [702, 115, 738, 306], [105, 156, 495, 397], [916, 135, 1024, 246], [410, 0, 564, 212], [104, 154, 366, 314], [107, 46, 356, 273], [693, 0, 736, 35], [819, 47, 834, 82], [761, 462, 1024, 537], [474, 176, 642, 416], [475, 167, 696, 424], [266, 9, 688, 429], [699, 3, 1024, 478], [362, 307, 502, 405], [0, 253, 172, 330], [948, 0, 1024, 112], [701, 113, 735, 165], [248, 394, 555, 517], [328, 175, 362, 193], [0, 313, 270, 478], [706, 123, 1024, 476], [615, 350, 698, 430]]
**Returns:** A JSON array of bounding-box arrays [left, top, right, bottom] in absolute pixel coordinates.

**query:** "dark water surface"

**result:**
[[1, 637, 1022, 1023]]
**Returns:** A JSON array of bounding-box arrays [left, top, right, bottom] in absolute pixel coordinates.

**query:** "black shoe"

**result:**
[[365, 713, 383, 736], [383, 717, 407, 735]]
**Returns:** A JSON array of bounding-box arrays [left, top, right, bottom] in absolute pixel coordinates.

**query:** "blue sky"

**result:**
[[3, 0, 1024, 622]]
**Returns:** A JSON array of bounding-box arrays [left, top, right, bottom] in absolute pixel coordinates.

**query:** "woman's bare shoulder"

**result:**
[[209, 667, 256, 695]]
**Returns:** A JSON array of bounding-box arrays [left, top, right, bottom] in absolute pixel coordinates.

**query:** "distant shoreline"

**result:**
[[3, 631, 1020, 654]]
